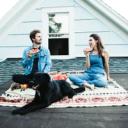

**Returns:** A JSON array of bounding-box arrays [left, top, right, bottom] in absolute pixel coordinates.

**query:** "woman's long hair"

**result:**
[[90, 34, 105, 68], [89, 34, 104, 56]]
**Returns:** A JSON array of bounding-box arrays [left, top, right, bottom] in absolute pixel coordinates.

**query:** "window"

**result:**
[[48, 13, 69, 55]]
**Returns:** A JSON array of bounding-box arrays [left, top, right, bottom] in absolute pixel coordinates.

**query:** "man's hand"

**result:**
[[27, 48, 39, 57], [27, 50, 33, 57]]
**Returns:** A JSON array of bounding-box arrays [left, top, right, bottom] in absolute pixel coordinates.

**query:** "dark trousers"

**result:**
[[12, 74, 34, 87]]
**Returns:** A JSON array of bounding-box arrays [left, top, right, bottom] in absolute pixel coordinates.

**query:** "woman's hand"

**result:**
[[84, 47, 92, 56]]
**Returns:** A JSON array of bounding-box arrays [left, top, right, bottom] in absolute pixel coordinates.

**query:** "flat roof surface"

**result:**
[[0, 74, 128, 128]]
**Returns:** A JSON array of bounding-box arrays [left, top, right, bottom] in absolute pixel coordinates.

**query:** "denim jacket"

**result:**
[[20, 46, 52, 75]]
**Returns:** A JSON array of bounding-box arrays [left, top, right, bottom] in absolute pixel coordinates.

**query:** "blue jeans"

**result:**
[[69, 73, 108, 87]]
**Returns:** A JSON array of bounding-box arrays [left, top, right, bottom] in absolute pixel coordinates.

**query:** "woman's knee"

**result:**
[[95, 80, 108, 87]]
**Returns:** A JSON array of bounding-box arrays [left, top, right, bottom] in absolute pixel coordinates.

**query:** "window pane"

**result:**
[[49, 13, 69, 34]]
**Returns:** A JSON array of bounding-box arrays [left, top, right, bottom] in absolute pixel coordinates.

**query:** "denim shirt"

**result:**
[[20, 46, 52, 75]]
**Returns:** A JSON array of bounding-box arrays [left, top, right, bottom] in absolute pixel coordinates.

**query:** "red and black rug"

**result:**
[[0, 80, 128, 107]]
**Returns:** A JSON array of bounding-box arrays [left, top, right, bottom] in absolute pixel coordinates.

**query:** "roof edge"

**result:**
[[77, 0, 128, 39], [88, 0, 128, 32], [0, 0, 40, 39]]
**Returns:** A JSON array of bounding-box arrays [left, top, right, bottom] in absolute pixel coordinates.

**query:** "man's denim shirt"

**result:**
[[20, 46, 52, 75]]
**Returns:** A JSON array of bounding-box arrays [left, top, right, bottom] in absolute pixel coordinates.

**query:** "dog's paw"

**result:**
[[68, 94, 74, 98], [10, 82, 21, 91]]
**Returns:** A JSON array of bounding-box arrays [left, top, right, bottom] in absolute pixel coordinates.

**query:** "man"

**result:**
[[12, 29, 52, 88]]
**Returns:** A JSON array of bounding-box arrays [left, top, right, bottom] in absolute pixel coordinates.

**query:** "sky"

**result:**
[[0, 0, 128, 20], [0, 0, 19, 20], [103, 0, 128, 20]]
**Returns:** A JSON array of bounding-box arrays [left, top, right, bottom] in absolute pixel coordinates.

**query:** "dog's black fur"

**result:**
[[12, 73, 85, 115]]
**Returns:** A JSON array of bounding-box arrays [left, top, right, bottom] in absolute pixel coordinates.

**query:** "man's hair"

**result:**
[[29, 29, 41, 42]]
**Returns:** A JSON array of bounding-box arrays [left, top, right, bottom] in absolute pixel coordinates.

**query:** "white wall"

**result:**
[[0, 0, 128, 59], [73, 3, 127, 57]]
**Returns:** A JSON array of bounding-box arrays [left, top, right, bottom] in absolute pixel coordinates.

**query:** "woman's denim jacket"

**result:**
[[20, 46, 52, 75]]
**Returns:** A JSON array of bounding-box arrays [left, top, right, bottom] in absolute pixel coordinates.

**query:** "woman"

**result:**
[[69, 34, 111, 89]]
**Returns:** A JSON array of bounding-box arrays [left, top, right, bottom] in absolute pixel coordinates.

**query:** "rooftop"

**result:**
[[0, 57, 128, 85], [0, 73, 128, 128]]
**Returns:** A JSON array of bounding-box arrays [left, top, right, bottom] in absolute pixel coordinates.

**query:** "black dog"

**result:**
[[12, 73, 85, 115]]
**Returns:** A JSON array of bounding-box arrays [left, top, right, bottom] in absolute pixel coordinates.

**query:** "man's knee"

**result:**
[[12, 74, 28, 83], [12, 74, 23, 81]]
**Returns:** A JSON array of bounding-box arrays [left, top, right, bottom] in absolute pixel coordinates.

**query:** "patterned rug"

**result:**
[[0, 79, 128, 108]]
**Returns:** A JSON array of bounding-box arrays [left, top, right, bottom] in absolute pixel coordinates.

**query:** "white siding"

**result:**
[[106, 45, 128, 57], [23, 10, 42, 21], [37, 0, 76, 8], [75, 20, 110, 32], [75, 6, 94, 20], [73, 4, 128, 57], [0, 47, 25, 58], [9, 22, 42, 34], [75, 32, 125, 45], [0, 35, 30, 46], [0, 0, 128, 59]]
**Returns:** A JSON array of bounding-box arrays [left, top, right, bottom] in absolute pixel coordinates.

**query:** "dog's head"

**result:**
[[34, 73, 51, 84], [31, 73, 51, 90]]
